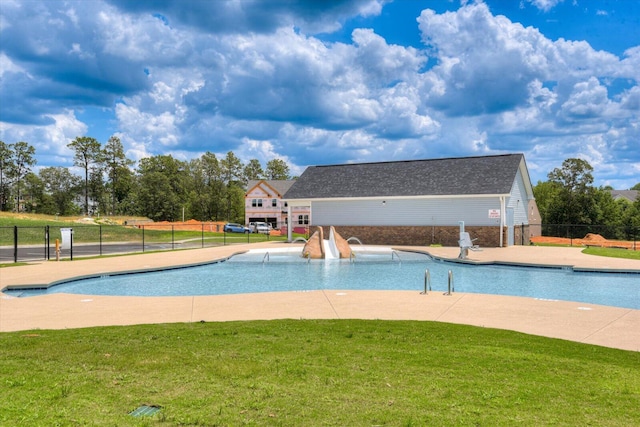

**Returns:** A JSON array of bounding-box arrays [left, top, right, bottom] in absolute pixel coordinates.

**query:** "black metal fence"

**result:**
[[2, 223, 638, 263], [542, 223, 639, 241], [0, 224, 288, 263], [540, 224, 639, 250]]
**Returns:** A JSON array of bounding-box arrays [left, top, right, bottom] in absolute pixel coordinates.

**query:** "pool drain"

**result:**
[[129, 405, 162, 417]]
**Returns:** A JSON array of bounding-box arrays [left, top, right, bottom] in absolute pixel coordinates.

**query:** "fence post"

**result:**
[[142, 225, 145, 252], [201, 223, 204, 248], [99, 224, 103, 256], [172, 225, 175, 250], [45, 225, 50, 260], [13, 225, 18, 263]]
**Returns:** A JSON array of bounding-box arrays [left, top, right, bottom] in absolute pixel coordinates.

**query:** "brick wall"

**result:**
[[311, 225, 529, 247]]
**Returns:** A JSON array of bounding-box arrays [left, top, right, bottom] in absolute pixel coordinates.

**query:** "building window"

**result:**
[[298, 215, 309, 225], [272, 199, 277, 207], [252, 199, 263, 207]]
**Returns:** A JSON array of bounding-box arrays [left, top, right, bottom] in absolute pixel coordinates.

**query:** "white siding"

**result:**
[[507, 170, 530, 225], [312, 197, 503, 226]]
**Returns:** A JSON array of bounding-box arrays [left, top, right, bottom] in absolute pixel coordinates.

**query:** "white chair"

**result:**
[[458, 231, 481, 259]]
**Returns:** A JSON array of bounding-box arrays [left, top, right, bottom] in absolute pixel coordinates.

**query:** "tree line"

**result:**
[[2, 139, 639, 229], [0, 138, 292, 223], [533, 158, 640, 236]]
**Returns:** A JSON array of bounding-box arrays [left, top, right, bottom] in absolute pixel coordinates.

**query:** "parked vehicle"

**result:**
[[224, 223, 250, 233], [249, 221, 272, 234]]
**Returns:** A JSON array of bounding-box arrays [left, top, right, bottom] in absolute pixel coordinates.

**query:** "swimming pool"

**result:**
[[4, 248, 639, 309]]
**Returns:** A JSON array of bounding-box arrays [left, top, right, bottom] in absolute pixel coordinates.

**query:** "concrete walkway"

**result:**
[[1, 243, 638, 352]]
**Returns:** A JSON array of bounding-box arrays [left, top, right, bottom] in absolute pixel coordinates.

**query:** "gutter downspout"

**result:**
[[500, 196, 505, 247]]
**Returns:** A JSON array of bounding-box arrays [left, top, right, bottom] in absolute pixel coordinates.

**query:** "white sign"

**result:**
[[60, 228, 73, 250], [488, 209, 501, 219]]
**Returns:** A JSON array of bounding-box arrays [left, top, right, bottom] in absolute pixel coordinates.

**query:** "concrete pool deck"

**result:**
[[1, 243, 639, 352]]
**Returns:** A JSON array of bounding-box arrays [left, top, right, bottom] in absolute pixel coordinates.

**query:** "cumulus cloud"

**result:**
[[524, 0, 565, 12], [105, 0, 386, 35], [0, 0, 638, 189]]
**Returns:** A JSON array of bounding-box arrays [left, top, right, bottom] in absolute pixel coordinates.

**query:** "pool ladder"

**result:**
[[420, 269, 454, 295], [262, 252, 270, 263]]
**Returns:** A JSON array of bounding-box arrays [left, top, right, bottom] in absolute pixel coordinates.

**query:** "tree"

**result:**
[[38, 167, 82, 215], [220, 151, 245, 221], [532, 180, 563, 224], [135, 155, 188, 221], [187, 152, 226, 221], [243, 159, 264, 181], [136, 171, 180, 221], [0, 141, 11, 211], [7, 141, 37, 212], [220, 151, 243, 185], [22, 172, 43, 213], [265, 159, 291, 180], [67, 136, 101, 215], [103, 136, 134, 215], [631, 183, 640, 192], [547, 158, 595, 225]]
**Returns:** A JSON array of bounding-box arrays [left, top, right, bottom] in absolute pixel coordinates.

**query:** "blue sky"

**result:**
[[1, 0, 639, 189]]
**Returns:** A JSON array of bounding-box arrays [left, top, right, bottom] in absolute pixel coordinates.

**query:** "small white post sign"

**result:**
[[60, 228, 72, 250], [488, 209, 501, 219]]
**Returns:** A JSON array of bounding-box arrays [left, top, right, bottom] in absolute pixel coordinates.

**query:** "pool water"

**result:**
[[5, 249, 640, 309]]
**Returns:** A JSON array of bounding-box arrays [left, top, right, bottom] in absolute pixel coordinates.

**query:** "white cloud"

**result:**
[[1, 0, 638, 189], [525, 0, 564, 12], [559, 77, 612, 120], [0, 110, 87, 168]]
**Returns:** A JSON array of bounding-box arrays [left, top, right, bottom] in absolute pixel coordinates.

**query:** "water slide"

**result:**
[[323, 228, 340, 259]]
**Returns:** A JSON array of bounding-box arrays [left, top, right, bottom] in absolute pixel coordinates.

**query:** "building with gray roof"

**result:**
[[283, 154, 538, 246]]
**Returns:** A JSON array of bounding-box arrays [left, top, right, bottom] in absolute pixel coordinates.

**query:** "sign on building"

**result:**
[[488, 209, 501, 219]]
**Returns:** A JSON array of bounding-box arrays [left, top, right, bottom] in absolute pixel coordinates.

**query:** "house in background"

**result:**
[[283, 153, 538, 247], [609, 190, 639, 203], [245, 180, 310, 231]]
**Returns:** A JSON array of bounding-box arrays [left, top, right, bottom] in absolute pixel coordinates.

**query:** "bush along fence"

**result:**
[[0, 224, 286, 263]]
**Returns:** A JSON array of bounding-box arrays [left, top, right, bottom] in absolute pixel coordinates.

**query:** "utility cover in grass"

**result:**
[[129, 405, 162, 417]]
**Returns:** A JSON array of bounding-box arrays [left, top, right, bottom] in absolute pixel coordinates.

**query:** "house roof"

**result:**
[[283, 154, 529, 200], [609, 190, 639, 202], [246, 180, 296, 198]]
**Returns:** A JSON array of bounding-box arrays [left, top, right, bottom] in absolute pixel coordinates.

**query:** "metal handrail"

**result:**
[[391, 250, 401, 263], [443, 270, 454, 295], [346, 237, 363, 245], [420, 269, 431, 294], [262, 252, 270, 263]]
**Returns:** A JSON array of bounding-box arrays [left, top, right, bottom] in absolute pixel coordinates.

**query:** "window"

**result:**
[[252, 199, 263, 207], [272, 199, 277, 207], [298, 215, 309, 225]]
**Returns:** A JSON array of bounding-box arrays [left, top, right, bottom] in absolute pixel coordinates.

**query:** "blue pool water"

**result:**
[[4, 248, 639, 309]]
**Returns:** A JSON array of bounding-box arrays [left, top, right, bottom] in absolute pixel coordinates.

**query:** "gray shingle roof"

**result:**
[[247, 180, 295, 197], [284, 154, 525, 199], [609, 190, 639, 202]]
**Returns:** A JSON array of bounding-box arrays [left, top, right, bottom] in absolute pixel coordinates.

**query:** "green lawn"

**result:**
[[582, 246, 640, 260], [0, 214, 291, 248], [1, 320, 638, 426]]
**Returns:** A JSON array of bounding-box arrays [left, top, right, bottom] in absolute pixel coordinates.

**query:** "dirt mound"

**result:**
[[530, 234, 637, 250]]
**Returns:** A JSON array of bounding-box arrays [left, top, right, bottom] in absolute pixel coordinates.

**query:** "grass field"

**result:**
[[1, 320, 638, 426], [0, 213, 290, 252]]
